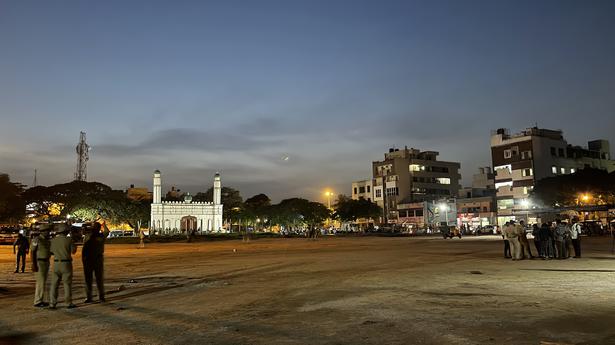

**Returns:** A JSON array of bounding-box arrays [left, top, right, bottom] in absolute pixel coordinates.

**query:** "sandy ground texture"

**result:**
[[1, 235, 615, 345]]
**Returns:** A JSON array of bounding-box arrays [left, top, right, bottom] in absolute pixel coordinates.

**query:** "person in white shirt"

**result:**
[[570, 218, 582, 258]]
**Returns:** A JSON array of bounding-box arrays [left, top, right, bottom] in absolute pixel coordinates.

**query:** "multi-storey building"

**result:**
[[491, 127, 615, 225], [458, 167, 496, 199], [456, 196, 496, 229], [351, 179, 373, 201], [126, 184, 153, 201], [371, 147, 461, 222]]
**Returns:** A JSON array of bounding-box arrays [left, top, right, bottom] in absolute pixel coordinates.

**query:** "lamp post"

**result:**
[[324, 191, 333, 209]]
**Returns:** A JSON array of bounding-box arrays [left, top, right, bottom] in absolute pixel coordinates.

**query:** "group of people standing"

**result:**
[[13, 221, 108, 309], [502, 218, 582, 260]]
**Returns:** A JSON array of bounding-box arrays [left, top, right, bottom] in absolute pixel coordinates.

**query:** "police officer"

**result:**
[[31, 223, 52, 307], [13, 232, 30, 273], [49, 223, 77, 309], [82, 222, 108, 303]]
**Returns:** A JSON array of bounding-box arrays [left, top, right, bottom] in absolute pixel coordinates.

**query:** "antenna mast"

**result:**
[[75, 131, 90, 181], [33, 169, 37, 187]]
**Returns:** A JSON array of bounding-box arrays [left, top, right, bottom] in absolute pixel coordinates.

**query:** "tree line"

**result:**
[[0, 174, 382, 232]]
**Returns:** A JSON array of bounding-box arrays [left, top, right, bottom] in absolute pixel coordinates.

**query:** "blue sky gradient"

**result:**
[[1, 0, 614, 202]]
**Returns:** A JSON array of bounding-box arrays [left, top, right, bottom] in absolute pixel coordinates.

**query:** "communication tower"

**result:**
[[75, 131, 90, 181]]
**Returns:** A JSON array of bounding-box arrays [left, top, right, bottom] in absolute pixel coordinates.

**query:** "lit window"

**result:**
[[436, 178, 451, 185], [523, 187, 528, 195], [522, 168, 533, 177], [570, 168, 576, 174], [494, 165, 512, 173], [552, 166, 557, 174], [560, 167, 566, 174], [504, 150, 512, 159], [495, 181, 513, 190]]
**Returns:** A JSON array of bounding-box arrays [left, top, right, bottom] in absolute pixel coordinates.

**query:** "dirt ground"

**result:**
[[1, 235, 614, 345]]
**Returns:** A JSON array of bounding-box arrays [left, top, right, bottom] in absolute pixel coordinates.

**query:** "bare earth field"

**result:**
[[1, 235, 615, 345]]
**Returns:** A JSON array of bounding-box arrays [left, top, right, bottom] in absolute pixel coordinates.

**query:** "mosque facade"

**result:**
[[150, 170, 223, 234]]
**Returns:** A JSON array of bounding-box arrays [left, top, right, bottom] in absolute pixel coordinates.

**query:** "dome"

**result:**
[[184, 193, 193, 203], [154, 169, 161, 174]]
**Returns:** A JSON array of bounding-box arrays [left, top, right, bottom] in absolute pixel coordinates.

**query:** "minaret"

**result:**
[[213, 172, 221, 205], [153, 170, 162, 204]]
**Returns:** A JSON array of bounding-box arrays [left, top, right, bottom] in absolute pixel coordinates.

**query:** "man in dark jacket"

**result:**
[[13, 232, 30, 273], [82, 222, 109, 303], [539, 223, 552, 259]]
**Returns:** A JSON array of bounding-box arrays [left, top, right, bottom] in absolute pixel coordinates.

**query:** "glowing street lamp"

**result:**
[[324, 190, 334, 209]]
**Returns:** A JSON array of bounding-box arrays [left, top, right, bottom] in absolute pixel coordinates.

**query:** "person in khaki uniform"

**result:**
[[31, 223, 52, 307], [504, 221, 521, 260], [49, 223, 77, 309]]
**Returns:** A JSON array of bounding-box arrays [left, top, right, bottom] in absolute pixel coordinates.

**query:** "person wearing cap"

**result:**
[[49, 223, 77, 309], [13, 232, 30, 273], [31, 223, 52, 307]]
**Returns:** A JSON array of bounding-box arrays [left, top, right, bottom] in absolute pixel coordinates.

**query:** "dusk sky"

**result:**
[[1, 0, 614, 203]]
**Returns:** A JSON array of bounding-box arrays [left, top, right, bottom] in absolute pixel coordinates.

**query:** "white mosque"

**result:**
[[150, 170, 223, 234]]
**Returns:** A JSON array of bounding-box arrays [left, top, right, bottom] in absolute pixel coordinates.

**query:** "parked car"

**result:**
[[107, 230, 134, 238], [0, 227, 20, 245]]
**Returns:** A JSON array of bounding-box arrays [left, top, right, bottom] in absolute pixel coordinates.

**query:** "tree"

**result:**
[[22, 180, 150, 231], [243, 194, 271, 230], [532, 168, 615, 207], [0, 174, 25, 224], [334, 194, 381, 226], [193, 186, 243, 220], [267, 198, 331, 235]]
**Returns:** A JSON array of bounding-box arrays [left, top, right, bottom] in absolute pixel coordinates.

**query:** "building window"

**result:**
[[504, 149, 512, 159], [409, 164, 424, 172], [561, 167, 566, 174], [521, 151, 532, 159], [522, 168, 533, 177], [497, 199, 514, 210], [386, 187, 399, 196], [552, 166, 557, 174], [523, 187, 528, 195], [558, 148, 565, 157], [415, 209, 423, 217], [353, 187, 357, 195], [375, 189, 382, 198], [359, 186, 366, 194], [551, 147, 556, 156], [367, 186, 371, 193], [570, 168, 576, 174], [436, 177, 451, 185]]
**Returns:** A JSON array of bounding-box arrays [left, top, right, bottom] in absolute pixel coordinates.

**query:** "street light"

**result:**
[[324, 190, 334, 209]]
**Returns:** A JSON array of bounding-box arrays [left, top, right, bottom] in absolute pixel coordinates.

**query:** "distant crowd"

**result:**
[[501, 219, 582, 260]]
